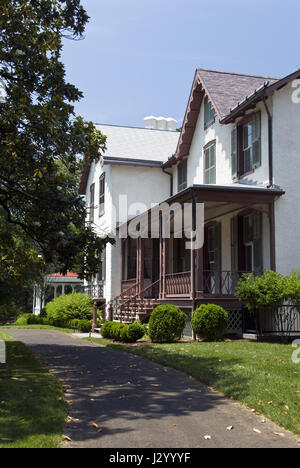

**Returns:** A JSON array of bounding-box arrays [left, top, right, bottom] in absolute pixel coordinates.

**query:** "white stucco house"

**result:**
[[79, 67, 300, 337]]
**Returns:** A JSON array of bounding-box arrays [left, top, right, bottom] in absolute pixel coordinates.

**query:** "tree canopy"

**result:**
[[0, 0, 113, 282]]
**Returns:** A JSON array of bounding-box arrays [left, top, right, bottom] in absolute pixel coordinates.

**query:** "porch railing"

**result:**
[[121, 279, 138, 294], [203, 270, 246, 296], [77, 283, 104, 299], [163, 270, 249, 297], [165, 272, 191, 296]]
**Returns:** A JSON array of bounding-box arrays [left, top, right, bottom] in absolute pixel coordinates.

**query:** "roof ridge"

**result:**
[[94, 123, 179, 133], [197, 68, 279, 81]]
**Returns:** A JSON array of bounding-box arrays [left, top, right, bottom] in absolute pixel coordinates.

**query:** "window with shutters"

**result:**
[[89, 183, 95, 224], [231, 111, 261, 179], [204, 142, 216, 184], [178, 160, 187, 192], [204, 96, 215, 129], [231, 211, 263, 275], [99, 173, 105, 217]]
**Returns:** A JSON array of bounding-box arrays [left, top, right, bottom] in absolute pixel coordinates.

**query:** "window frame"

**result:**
[[232, 111, 261, 180], [204, 96, 215, 129], [203, 140, 216, 185], [99, 173, 105, 217], [177, 159, 187, 192]]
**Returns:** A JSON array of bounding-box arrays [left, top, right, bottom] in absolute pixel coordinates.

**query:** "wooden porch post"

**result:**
[[269, 201, 276, 271], [139, 237, 145, 297], [92, 300, 98, 333], [121, 239, 125, 284], [159, 213, 166, 299], [195, 195, 204, 297]]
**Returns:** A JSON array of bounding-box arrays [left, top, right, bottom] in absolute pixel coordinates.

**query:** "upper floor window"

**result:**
[[89, 183, 95, 223], [204, 141, 216, 184], [204, 96, 215, 129], [231, 111, 261, 179], [99, 173, 105, 217], [178, 160, 187, 192]]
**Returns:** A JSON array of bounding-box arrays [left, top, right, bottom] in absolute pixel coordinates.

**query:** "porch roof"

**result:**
[[118, 183, 285, 230], [171, 183, 285, 204]]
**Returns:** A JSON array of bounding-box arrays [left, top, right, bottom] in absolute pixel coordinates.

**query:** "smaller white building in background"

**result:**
[[33, 272, 83, 315]]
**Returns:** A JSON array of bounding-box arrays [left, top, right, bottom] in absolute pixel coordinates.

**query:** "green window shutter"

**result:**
[[252, 111, 261, 169], [99, 173, 105, 216], [231, 216, 239, 272], [231, 126, 238, 179], [89, 183, 95, 223]]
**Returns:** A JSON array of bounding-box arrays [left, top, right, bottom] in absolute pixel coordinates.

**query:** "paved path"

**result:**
[[5, 329, 300, 448]]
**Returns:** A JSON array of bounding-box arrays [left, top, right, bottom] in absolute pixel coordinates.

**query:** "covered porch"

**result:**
[[119, 185, 284, 308]]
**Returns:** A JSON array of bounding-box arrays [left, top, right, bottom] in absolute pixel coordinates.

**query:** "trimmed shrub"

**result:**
[[191, 304, 228, 341], [127, 322, 145, 343], [76, 319, 92, 333], [46, 292, 93, 323], [15, 313, 39, 325], [100, 321, 145, 343], [111, 323, 127, 341], [101, 321, 114, 338], [149, 305, 187, 343]]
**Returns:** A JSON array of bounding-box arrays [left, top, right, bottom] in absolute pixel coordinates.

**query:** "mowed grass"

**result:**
[[0, 324, 74, 333], [87, 337, 300, 437], [0, 331, 68, 448]]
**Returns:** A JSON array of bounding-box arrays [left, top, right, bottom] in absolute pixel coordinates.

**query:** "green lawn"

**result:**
[[87, 337, 300, 437], [0, 324, 74, 333], [0, 331, 68, 448]]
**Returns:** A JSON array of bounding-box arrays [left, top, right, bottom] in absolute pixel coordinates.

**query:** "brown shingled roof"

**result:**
[[165, 69, 279, 167], [197, 69, 278, 119]]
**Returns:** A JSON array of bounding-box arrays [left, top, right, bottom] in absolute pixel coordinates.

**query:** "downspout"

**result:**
[[263, 89, 276, 270], [162, 166, 173, 197], [262, 90, 273, 188]]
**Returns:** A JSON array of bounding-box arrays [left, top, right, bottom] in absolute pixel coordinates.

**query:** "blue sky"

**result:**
[[62, 0, 300, 128]]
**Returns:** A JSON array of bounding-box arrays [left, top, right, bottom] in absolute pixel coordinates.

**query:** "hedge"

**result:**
[[101, 321, 145, 343]]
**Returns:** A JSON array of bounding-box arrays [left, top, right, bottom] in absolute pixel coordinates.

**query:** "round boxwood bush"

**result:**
[[191, 304, 228, 341], [111, 323, 127, 341], [127, 322, 145, 343], [149, 305, 187, 343], [46, 292, 93, 324]]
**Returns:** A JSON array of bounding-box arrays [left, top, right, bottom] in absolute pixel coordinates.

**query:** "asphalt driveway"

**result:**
[[5, 329, 300, 448]]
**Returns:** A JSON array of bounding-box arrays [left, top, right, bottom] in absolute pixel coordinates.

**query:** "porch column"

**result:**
[[159, 213, 166, 299], [269, 201, 276, 271], [137, 237, 144, 296], [194, 195, 204, 297], [92, 300, 98, 333]]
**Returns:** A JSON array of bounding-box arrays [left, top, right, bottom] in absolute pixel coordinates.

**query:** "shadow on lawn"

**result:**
[[0, 340, 67, 447], [11, 338, 251, 445]]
